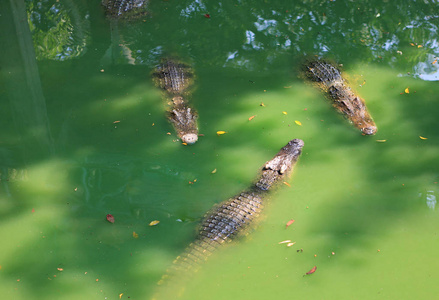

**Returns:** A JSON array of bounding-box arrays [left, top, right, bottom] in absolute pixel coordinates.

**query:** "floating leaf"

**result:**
[[432, 59, 437, 65], [286, 219, 295, 229], [404, 87, 409, 94], [106, 214, 115, 223], [295, 120, 302, 126], [133, 231, 139, 238], [278, 240, 291, 244], [113, 120, 120, 124], [418, 45, 423, 48], [419, 136, 428, 140], [119, 293, 123, 299], [305, 266, 317, 275], [149, 220, 160, 226], [282, 111, 288, 115], [182, 142, 188, 146], [287, 242, 296, 247], [260, 102, 265, 107], [376, 140, 387, 142], [216, 131, 227, 135], [211, 168, 217, 174], [283, 181, 291, 187], [57, 268, 63, 271], [248, 115, 255, 121]]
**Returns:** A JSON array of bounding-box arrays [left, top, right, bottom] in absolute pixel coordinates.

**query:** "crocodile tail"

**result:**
[[157, 238, 219, 286]]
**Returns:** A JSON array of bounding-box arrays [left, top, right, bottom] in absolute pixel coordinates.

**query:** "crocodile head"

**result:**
[[361, 125, 377, 135], [256, 139, 304, 191], [169, 106, 199, 145]]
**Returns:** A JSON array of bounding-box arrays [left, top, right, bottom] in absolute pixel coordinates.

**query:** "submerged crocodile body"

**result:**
[[303, 59, 377, 135], [102, 0, 148, 20], [152, 59, 199, 144], [161, 139, 304, 281]]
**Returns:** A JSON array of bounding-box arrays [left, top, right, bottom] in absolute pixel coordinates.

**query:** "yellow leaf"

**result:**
[[149, 220, 160, 226], [295, 120, 302, 126], [419, 136, 428, 140], [260, 102, 265, 107], [410, 43, 415, 46], [282, 111, 288, 115], [404, 87, 409, 94], [283, 181, 291, 187], [376, 140, 387, 142], [248, 115, 255, 121], [418, 45, 423, 48], [211, 168, 217, 174], [119, 293, 123, 299], [133, 231, 139, 238], [278, 240, 291, 244], [216, 131, 227, 135]]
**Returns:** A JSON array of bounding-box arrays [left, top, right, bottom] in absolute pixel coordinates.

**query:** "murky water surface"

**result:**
[[1, 1, 438, 299]]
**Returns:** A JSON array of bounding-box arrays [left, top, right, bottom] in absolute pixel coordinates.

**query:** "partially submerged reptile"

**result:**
[[152, 59, 199, 144], [159, 139, 304, 283], [302, 59, 377, 135], [101, 0, 148, 20]]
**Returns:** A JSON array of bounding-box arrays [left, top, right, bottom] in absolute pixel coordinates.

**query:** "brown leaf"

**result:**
[[106, 214, 115, 223], [286, 219, 295, 229], [306, 266, 317, 275]]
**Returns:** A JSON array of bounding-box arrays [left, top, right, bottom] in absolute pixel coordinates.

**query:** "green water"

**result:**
[[1, 0, 438, 299]]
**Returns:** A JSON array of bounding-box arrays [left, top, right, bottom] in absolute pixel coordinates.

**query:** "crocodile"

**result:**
[[160, 139, 304, 282], [101, 0, 148, 20], [302, 59, 377, 135], [152, 59, 199, 144]]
